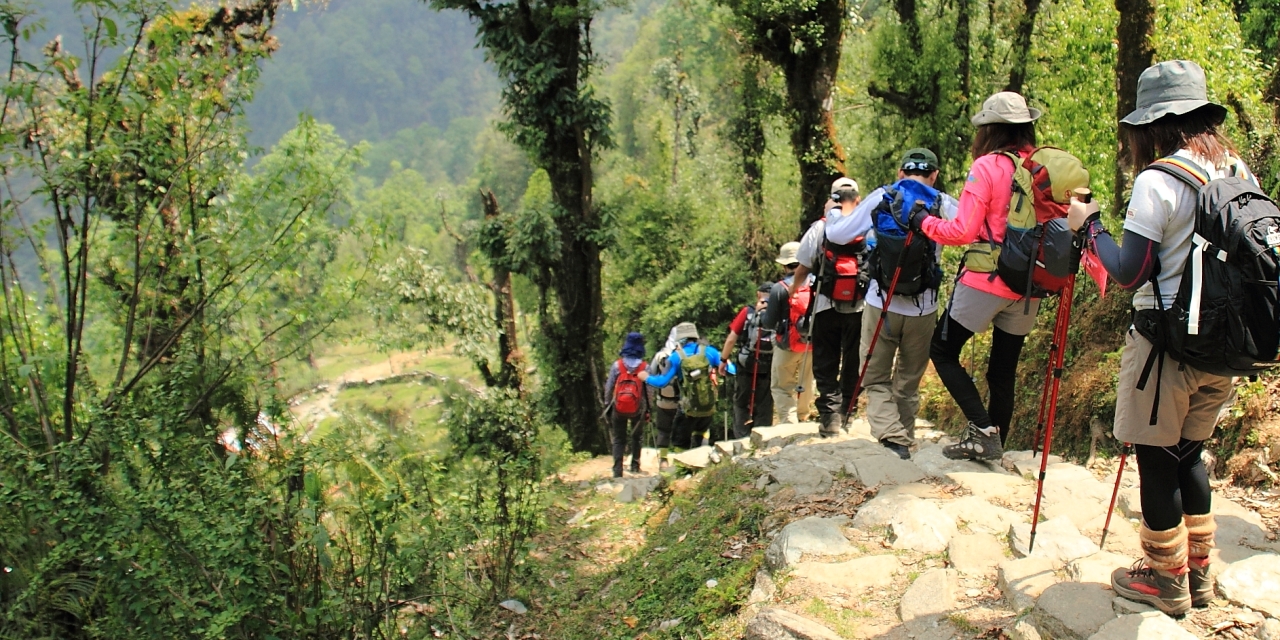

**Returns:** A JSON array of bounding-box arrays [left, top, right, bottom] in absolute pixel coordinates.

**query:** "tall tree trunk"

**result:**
[[1114, 0, 1155, 215], [1005, 0, 1040, 93], [782, 0, 849, 233], [955, 0, 971, 101], [733, 55, 771, 277]]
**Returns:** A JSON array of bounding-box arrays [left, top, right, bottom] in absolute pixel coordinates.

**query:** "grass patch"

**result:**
[[524, 464, 768, 639], [804, 598, 872, 636], [947, 612, 981, 633]]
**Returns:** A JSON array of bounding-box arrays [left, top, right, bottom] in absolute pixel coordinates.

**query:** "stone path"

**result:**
[[666, 419, 1280, 639]]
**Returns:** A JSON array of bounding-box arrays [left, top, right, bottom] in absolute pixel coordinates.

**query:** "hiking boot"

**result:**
[[612, 461, 623, 478], [629, 459, 641, 474], [881, 439, 911, 460], [1188, 557, 1213, 607], [1111, 561, 1191, 616], [943, 422, 1003, 461], [819, 412, 844, 438]]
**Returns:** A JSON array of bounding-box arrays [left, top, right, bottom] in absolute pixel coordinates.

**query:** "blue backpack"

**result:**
[[869, 179, 943, 297]]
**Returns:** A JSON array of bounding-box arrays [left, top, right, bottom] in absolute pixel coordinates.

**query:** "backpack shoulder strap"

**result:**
[[1146, 156, 1210, 190]]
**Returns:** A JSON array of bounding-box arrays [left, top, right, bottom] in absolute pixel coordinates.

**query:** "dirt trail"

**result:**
[[288, 351, 427, 428]]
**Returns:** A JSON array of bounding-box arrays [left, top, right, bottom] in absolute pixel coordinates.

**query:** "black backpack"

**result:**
[[737, 306, 775, 366], [869, 179, 943, 297], [1133, 156, 1280, 421]]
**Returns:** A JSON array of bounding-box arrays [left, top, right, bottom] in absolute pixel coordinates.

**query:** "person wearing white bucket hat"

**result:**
[[1065, 60, 1259, 616]]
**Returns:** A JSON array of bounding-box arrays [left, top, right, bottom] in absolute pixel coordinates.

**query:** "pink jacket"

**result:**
[[920, 149, 1031, 301]]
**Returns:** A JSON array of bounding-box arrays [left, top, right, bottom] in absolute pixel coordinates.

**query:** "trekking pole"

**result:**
[[845, 230, 916, 416], [1031, 297, 1067, 455], [1100, 442, 1132, 549], [744, 333, 763, 428], [1027, 274, 1075, 553]]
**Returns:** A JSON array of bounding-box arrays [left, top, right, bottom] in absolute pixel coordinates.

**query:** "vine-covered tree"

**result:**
[[716, 0, 849, 232], [426, 0, 613, 453]]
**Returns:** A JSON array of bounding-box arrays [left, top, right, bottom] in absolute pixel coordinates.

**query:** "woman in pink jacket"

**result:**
[[907, 92, 1045, 462]]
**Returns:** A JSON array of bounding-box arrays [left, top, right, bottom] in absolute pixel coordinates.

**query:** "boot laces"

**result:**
[[1127, 558, 1155, 580]]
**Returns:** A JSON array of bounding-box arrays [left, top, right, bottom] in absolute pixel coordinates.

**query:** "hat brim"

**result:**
[[970, 106, 1043, 126], [1120, 100, 1226, 126], [774, 257, 792, 265]]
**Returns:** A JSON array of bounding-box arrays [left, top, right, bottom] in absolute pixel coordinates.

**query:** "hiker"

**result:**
[[857, 149, 958, 459], [911, 91, 1050, 461], [603, 332, 649, 478], [761, 242, 816, 424], [640, 322, 721, 449], [1068, 61, 1261, 615], [789, 177, 868, 437], [719, 282, 776, 438], [648, 325, 685, 462]]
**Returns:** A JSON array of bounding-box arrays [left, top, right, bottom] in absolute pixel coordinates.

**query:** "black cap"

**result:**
[[900, 148, 939, 172]]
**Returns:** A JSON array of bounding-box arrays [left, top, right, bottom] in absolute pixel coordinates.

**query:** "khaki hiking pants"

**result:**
[[770, 346, 814, 424], [861, 305, 937, 447]]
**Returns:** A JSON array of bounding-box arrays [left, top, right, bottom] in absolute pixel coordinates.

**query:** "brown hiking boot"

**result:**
[[943, 422, 1003, 461], [1112, 560, 1191, 616], [819, 412, 843, 438], [1188, 556, 1213, 607]]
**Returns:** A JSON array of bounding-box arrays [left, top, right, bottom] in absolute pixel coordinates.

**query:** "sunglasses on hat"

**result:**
[[901, 160, 935, 171]]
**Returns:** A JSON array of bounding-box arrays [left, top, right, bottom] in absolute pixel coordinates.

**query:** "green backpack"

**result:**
[[679, 345, 717, 418]]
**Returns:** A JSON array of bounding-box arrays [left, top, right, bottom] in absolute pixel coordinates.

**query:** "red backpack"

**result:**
[[613, 360, 646, 418], [819, 235, 867, 304], [782, 282, 813, 351]]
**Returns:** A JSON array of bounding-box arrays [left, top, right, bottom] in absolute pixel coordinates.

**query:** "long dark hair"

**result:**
[[1123, 107, 1235, 171], [970, 122, 1037, 159]]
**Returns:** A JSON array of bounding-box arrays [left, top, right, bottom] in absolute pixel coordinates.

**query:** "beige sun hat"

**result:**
[[971, 91, 1043, 126], [673, 322, 699, 342], [831, 177, 859, 193], [775, 241, 801, 266]]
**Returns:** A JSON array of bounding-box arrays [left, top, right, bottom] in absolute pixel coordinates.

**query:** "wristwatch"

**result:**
[[1086, 218, 1109, 242]]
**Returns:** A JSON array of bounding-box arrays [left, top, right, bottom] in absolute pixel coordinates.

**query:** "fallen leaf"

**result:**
[[677, 533, 687, 543], [622, 616, 639, 628]]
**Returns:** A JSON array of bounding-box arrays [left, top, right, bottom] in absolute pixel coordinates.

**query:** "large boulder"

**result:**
[[1217, 553, 1280, 618], [1010, 515, 1098, 564], [765, 517, 855, 570], [1087, 612, 1197, 639], [1031, 582, 1117, 639], [767, 463, 833, 497], [744, 608, 843, 640]]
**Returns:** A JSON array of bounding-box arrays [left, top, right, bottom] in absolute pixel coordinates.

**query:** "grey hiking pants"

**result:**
[[860, 305, 937, 448]]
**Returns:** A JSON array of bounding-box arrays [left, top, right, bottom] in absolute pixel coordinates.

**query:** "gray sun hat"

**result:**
[[775, 241, 801, 266], [971, 91, 1043, 126], [1120, 60, 1227, 126], [673, 322, 699, 342]]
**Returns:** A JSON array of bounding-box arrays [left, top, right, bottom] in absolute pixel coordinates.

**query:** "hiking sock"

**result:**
[[1140, 521, 1189, 573], [1185, 513, 1216, 606]]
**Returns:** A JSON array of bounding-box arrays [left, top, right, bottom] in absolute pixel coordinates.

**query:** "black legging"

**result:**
[[929, 314, 1027, 443], [1135, 439, 1212, 531]]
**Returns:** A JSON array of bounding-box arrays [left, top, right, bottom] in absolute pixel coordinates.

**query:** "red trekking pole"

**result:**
[[845, 231, 916, 417], [1028, 274, 1075, 553], [1100, 442, 1132, 549], [1031, 298, 1067, 455]]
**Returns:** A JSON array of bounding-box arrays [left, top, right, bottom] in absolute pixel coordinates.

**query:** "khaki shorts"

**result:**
[[946, 282, 1041, 336], [1113, 326, 1234, 447]]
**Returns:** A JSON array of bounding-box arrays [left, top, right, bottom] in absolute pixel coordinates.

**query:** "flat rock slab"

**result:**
[[1011, 515, 1098, 563], [900, 569, 958, 632], [1216, 494, 1278, 550], [1088, 612, 1198, 639], [1111, 597, 1156, 616], [1259, 618, 1280, 640], [849, 455, 925, 487], [1000, 557, 1062, 611], [615, 476, 662, 503], [851, 492, 917, 530], [1043, 497, 1111, 530], [1003, 450, 1063, 478], [1067, 551, 1136, 586], [792, 554, 900, 594], [751, 423, 820, 450], [768, 463, 833, 496], [762, 446, 848, 474], [715, 437, 750, 456], [942, 496, 1025, 535], [744, 608, 843, 640], [947, 472, 1029, 503], [949, 533, 1008, 576], [1116, 487, 1142, 519], [890, 500, 958, 554], [671, 446, 714, 469], [1217, 553, 1280, 617], [765, 516, 854, 570], [1032, 582, 1117, 639]]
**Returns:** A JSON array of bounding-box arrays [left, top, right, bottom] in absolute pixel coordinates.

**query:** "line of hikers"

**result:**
[[601, 60, 1280, 618]]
